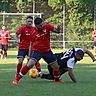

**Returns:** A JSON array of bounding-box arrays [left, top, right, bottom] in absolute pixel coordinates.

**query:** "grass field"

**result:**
[[0, 49, 96, 96]]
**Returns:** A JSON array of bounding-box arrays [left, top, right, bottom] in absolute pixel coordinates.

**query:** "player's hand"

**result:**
[[4, 37, 6, 38], [15, 39, 20, 44]]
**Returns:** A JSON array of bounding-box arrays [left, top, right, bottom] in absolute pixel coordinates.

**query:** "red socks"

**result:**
[[16, 65, 30, 81], [17, 63, 22, 74], [4, 51, 7, 58], [20, 65, 30, 75], [0, 50, 3, 55], [35, 63, 41, 72], [53, 70, 60, 81]]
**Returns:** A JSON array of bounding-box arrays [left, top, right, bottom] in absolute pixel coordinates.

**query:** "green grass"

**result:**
[[0, 64, 96, 96], [0, 50, 96, 96]]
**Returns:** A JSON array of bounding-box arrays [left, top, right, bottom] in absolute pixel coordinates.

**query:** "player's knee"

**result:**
[[50, 63, 59, 71], [27, 59, 36, 68], [18, 58, 24, 64]]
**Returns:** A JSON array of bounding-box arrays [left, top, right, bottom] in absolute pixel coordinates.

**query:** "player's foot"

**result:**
[[12, 79, 19, 85], [53, 78, 64, 83], [38, 72, 43, 77]]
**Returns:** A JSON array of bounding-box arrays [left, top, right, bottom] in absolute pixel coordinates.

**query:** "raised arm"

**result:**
[[83, 48, 96, 62], [15, 33, 20, 44], [52, 25, 61, 34]]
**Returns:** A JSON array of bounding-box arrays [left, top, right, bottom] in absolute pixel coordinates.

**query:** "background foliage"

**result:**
[[0, 0, 96, 48]]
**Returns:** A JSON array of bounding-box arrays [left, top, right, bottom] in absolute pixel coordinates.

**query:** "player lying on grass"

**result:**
[[41, 48, 96, 83]]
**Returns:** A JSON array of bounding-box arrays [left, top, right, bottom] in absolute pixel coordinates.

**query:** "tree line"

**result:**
[[0, 0, 96, 48]]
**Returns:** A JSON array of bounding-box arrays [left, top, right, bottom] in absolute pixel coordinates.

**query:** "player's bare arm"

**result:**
[[15, 34, 20, 44], [52, 25, 61, 34], [28, 41, 32, 57], [83, 48, 96, 62], [68, 68, 77, 83]]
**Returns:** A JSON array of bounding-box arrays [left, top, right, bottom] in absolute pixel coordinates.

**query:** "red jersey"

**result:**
[[93, 30, 96, 41], [31, 23, 54, 53], [0, 30, 10, 45], [16, 25, 34, 49]]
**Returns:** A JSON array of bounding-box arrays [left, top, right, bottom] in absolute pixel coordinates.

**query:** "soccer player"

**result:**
[[15, 16, 42, 77], [0, 25, 10, 59], [41, 48, 96, 83], [92, 29, 96, 54], [12, 17, 62, 85]]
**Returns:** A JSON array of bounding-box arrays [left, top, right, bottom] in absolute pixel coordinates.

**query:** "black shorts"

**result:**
[[17, 49, 29, 58], [30, 50, 57, 65], [0, 44, 8, 51]]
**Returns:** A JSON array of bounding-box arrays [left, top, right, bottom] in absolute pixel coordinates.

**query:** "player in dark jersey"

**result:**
[[41, 48, 96, 83]]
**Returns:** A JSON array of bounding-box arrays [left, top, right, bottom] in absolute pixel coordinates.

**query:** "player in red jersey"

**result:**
[[92, 29, 96, 54], [12, 17, 63, 85], [15, 16, 42, 77], [0, 25, 10, 59]]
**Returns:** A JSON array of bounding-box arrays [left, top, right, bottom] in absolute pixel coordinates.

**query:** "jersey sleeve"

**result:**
[[45, 24, 54, 31], [16, 26, 23, 35], [67, 58, 75, 69], [7, 31, 10, 38]]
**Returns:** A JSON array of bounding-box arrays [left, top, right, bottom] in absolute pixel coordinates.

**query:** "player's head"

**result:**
[[2, 25, 7, 31], [26, 16, 33, 27], [75, 50, 84, 61], [34, 17, 43, 30]]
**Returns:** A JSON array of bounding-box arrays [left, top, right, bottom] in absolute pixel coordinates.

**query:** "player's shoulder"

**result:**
[[74, 48, 84, 52], [43, 23, 53, 28], [6, 30, 10, 33], [19, 25, 26, 29]]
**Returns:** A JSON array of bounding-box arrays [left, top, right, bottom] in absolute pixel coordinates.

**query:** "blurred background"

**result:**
[[0, 0, 96, 49]]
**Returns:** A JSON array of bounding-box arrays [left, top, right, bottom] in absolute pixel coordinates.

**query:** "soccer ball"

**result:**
[[29, 69, 39, 78]]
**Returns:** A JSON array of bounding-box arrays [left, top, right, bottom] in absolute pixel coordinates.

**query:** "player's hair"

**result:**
[[76, 50, 84, 57], [26, 16, 33, 20], [34, 17, 43, 24]]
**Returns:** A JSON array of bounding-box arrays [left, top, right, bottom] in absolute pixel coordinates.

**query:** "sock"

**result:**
[[4, 51, 7, 58], [16, 65, 30, 81], [35, 63, 41, 72], [17, 63, 22, 74], [53, 70, 60, 81], [0, 50, 3, 55], [20, 65, 30, 75]]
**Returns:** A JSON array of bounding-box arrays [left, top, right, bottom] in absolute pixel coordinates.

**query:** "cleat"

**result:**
[[38, 72, 43, 77], [12, 79, 19, 85], [53, 79, 64, 83]]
